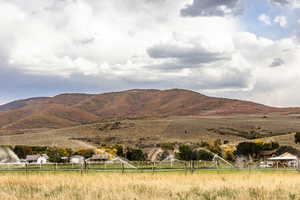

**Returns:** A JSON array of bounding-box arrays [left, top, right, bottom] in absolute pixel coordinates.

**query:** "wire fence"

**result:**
[[0, 160, 298, 174]]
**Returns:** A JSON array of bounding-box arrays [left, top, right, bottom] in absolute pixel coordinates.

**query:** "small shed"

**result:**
[[26, 154, 49, 164], [268, 152, 299, 168], [70, 155, 84, 164]]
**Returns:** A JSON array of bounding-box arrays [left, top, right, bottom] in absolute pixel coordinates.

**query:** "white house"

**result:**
[[70, 155, 84, 164], [268, 152, 299, 168], [26, 154, 49, 164]]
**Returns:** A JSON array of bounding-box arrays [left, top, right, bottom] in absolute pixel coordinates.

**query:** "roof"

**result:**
[[71, 155, 84, 159], [26, 154, 48, 161], [26, 155, 40, 161], [268, 152, 298, 160]]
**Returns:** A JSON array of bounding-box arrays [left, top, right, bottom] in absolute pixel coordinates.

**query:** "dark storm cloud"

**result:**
[[270, 58, 285, 67], [180, 0, 244, 17], [147, 44, 230, 65]]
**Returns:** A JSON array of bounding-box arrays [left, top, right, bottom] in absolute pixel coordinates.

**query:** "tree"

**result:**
[[46, 147, 70, 163], [177, 145, 193, 161], [125, 148, 147, 161], [75, 148, 95, 159], [192, 150, 213, 161], [295, 132, 300, 144], [236, 142, 262, 158], [113, 145, 124, 157], [161, 143, 175, 150], [13, 145, 33, 159]]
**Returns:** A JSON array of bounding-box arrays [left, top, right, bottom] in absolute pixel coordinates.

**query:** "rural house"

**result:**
[[26, 154, 49, 164], [70, 155, 85, 164], [268, 152, 299, 168]]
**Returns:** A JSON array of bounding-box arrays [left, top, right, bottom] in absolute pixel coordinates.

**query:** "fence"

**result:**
[[0, 160, 232, 173], [0, 160, 297, 173]]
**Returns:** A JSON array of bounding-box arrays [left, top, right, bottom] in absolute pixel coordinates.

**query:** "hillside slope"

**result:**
[[0, 89, 296, 130]]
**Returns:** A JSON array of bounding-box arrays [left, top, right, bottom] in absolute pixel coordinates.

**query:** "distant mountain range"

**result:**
[[0, 89, 298, 130]]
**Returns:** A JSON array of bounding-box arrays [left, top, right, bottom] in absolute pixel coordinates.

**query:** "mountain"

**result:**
[[0, 89, 296, 130]]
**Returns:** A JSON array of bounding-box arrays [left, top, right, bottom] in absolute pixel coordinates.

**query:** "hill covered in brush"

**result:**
[[0, 89, 296, 130]]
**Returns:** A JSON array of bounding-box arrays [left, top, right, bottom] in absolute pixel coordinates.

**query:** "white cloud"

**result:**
[[270, 0, 300, 8], [258, 14, 272, 25], [0, 0, 300, 107], [274, 16, 288, 28]]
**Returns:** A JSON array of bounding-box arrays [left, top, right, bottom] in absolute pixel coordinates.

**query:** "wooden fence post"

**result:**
[[25, 163, 28, 175], [152, 162, 155, 175]]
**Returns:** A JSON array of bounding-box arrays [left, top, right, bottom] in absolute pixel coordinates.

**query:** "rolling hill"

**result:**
[[0, 89, 297, 131]]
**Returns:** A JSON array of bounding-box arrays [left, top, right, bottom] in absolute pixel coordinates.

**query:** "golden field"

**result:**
[[0, 171, 300, 200]]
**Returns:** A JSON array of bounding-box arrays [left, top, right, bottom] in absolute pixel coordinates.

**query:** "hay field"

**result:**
[[0, 171, 300, 200]]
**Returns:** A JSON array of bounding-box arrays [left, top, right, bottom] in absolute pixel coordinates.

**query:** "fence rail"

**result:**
[[0, 160, 298, 174]]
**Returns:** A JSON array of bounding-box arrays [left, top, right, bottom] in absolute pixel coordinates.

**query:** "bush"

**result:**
[[295, 132, 300, 144], [125, 148, 147, 161], [224, 148, 236, 162], [236, 142, 262, 158], [75, 148, 95, 159], [177, 145, 213, 161], [177, 145, 193, 161], [161, 143, 175, 150], [46, 147, 71, 163], [113, 145, 124, 157], [13, 146, 33, 159], [261, 141, 279, 151], [192, 149, 214, 161]]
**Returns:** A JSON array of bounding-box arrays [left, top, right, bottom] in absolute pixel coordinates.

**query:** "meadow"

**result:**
[[0, 171, 299, 200]]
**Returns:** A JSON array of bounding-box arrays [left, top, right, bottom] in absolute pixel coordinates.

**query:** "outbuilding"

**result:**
[[70, 155, 85, 164], [268, 152, 299, 168], [26, 154, 49, 164]]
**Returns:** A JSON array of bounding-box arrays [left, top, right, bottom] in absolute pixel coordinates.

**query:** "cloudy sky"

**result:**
[[0, 0, 300, 107]]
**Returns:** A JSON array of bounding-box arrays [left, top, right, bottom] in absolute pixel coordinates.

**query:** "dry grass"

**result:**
[[0, 172, 300, 200], [2, 115, 300, 149]]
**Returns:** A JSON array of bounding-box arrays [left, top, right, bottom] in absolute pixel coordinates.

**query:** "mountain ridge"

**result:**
[[0, 89, 298, 130]]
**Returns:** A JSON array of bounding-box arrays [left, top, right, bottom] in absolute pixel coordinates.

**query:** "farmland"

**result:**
[[1, 115, 300, 150], [0, 171, 299, 200]]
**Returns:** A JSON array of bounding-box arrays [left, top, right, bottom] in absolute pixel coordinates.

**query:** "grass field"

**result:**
[[2, 115, 300, 150], [0, 171, 299, 200]]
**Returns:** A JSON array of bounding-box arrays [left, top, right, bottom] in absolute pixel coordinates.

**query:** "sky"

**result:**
[[0, 0, 300, 107]]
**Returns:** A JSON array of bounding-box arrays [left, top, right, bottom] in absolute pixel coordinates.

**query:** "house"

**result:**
[[70, 155, 85, 164], [26, 154, 49, 164], [268, 152, 299, 168]]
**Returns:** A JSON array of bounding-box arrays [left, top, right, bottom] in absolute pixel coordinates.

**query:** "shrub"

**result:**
[[177, 145, 193, 161], [192, 149, 214, 161], [113, 145, 124, 157], [161, 143, 175, 150], [46, 147, 71, 163], [125, 148, 147, 161], [75, 148, 95, 159], [295, 132, 300, 144], [261, 141, 279, 151], [224, 148, 236, 162], [236, 142, 262, 158], [13, 145, 33, 159]]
